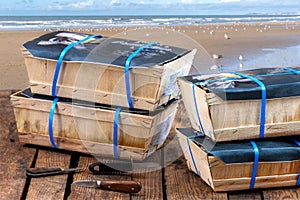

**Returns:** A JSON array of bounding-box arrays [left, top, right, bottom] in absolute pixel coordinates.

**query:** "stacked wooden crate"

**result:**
[[11, 31, 196, 160], [177, 67, 300, 191]]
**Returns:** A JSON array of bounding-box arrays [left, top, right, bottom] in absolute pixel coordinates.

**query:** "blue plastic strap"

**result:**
[[292, 139, 300, 187], [293, 138, 300, 146], [297, 172, 300, 187], [48, 97, 60, 149], [195, 70, 299, 86], [125, 42, 158, 109], [51, 34, 100, 97], [113, 107, 122, 158], [250, 140, 259, 190], [187, 137, 199, 176], [192, 83, 206, 135], [283, 67, 300, 75], [187, 134, 203, 176], [235, 72, 266, 138], [258, 72, 293, 77]]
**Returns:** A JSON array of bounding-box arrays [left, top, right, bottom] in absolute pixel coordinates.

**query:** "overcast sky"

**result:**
[[1, 0, 300, 15]]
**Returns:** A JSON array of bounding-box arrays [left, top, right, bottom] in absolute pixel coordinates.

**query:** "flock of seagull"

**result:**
[[43, 23, 298, 72]]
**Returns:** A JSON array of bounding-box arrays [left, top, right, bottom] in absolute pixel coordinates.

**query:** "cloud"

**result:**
[[21, 0, 34, 3], [69, 0, 94, 8], [37, 0, 300, 14], [110, 0, 121, 6], [180, 0, 195, 3], [49, 0, 94, 9], [219, 0, 240, 2]]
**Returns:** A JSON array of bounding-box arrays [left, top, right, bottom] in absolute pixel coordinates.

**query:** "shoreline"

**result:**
[[1, 22, 300, 89]]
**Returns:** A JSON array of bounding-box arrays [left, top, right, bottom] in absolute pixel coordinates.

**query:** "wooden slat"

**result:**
[[18, 133, 146, 161], [68, 156, 130, 200], [163, 133, 228, 200], [0, 90, 36, 199], [165, 157, 228, 200], [26, 150, 71, 199], [131, 169, 163, 200], [228, 191, 262, 200], [263, 188, 300, 199], [131, 148, 163, 200], [209, 156, 300, 180]]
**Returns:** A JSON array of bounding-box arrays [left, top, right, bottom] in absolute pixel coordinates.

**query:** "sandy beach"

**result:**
[[1, 22, 300, 90]]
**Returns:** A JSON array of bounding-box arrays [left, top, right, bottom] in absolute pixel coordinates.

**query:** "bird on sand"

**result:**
[[239, 55, 243, 61], [212, 54, 222, 59], [224, 33, 230, 39], [211, 64, 223, 71]]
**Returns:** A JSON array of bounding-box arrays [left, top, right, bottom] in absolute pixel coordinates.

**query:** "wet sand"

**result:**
[[1, 22, 300, 89]]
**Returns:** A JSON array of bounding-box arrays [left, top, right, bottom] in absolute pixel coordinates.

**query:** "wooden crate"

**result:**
[[177, 128, 300, 192], [11, 90, 178, 160], [22, 32, 196, 111], [178, 75, 300, 142]]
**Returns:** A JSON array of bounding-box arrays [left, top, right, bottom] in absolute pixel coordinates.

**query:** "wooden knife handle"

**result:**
[[99, 180, 142, 193]]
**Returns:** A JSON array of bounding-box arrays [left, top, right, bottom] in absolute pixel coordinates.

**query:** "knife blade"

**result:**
[[89, 159, 160, 174], [72, 180, 142, 193], [26, 167, 82, 177]]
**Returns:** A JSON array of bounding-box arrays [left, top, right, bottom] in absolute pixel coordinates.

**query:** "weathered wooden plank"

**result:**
[[163, 133, 227, 200], [131, 169, 163, 200], [26, 150, 71, 200], [0, 90, 36, 199], [68, 156, 131, 200], [263, 188, 300, 200], [165, 157, 228, 200], [228, 191, 262, 200], [131, 149, 163, 200]]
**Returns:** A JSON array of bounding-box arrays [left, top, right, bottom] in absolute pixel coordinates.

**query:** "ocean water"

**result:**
[[1, 15, 300, 30]]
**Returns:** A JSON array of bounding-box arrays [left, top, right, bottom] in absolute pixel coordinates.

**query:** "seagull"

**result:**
[[239, 55, 243, 61], [211, 64, 223, 70], [224, 33, 230, 39], [240, 62, 244, 69], [212, 54, 222, 59]]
